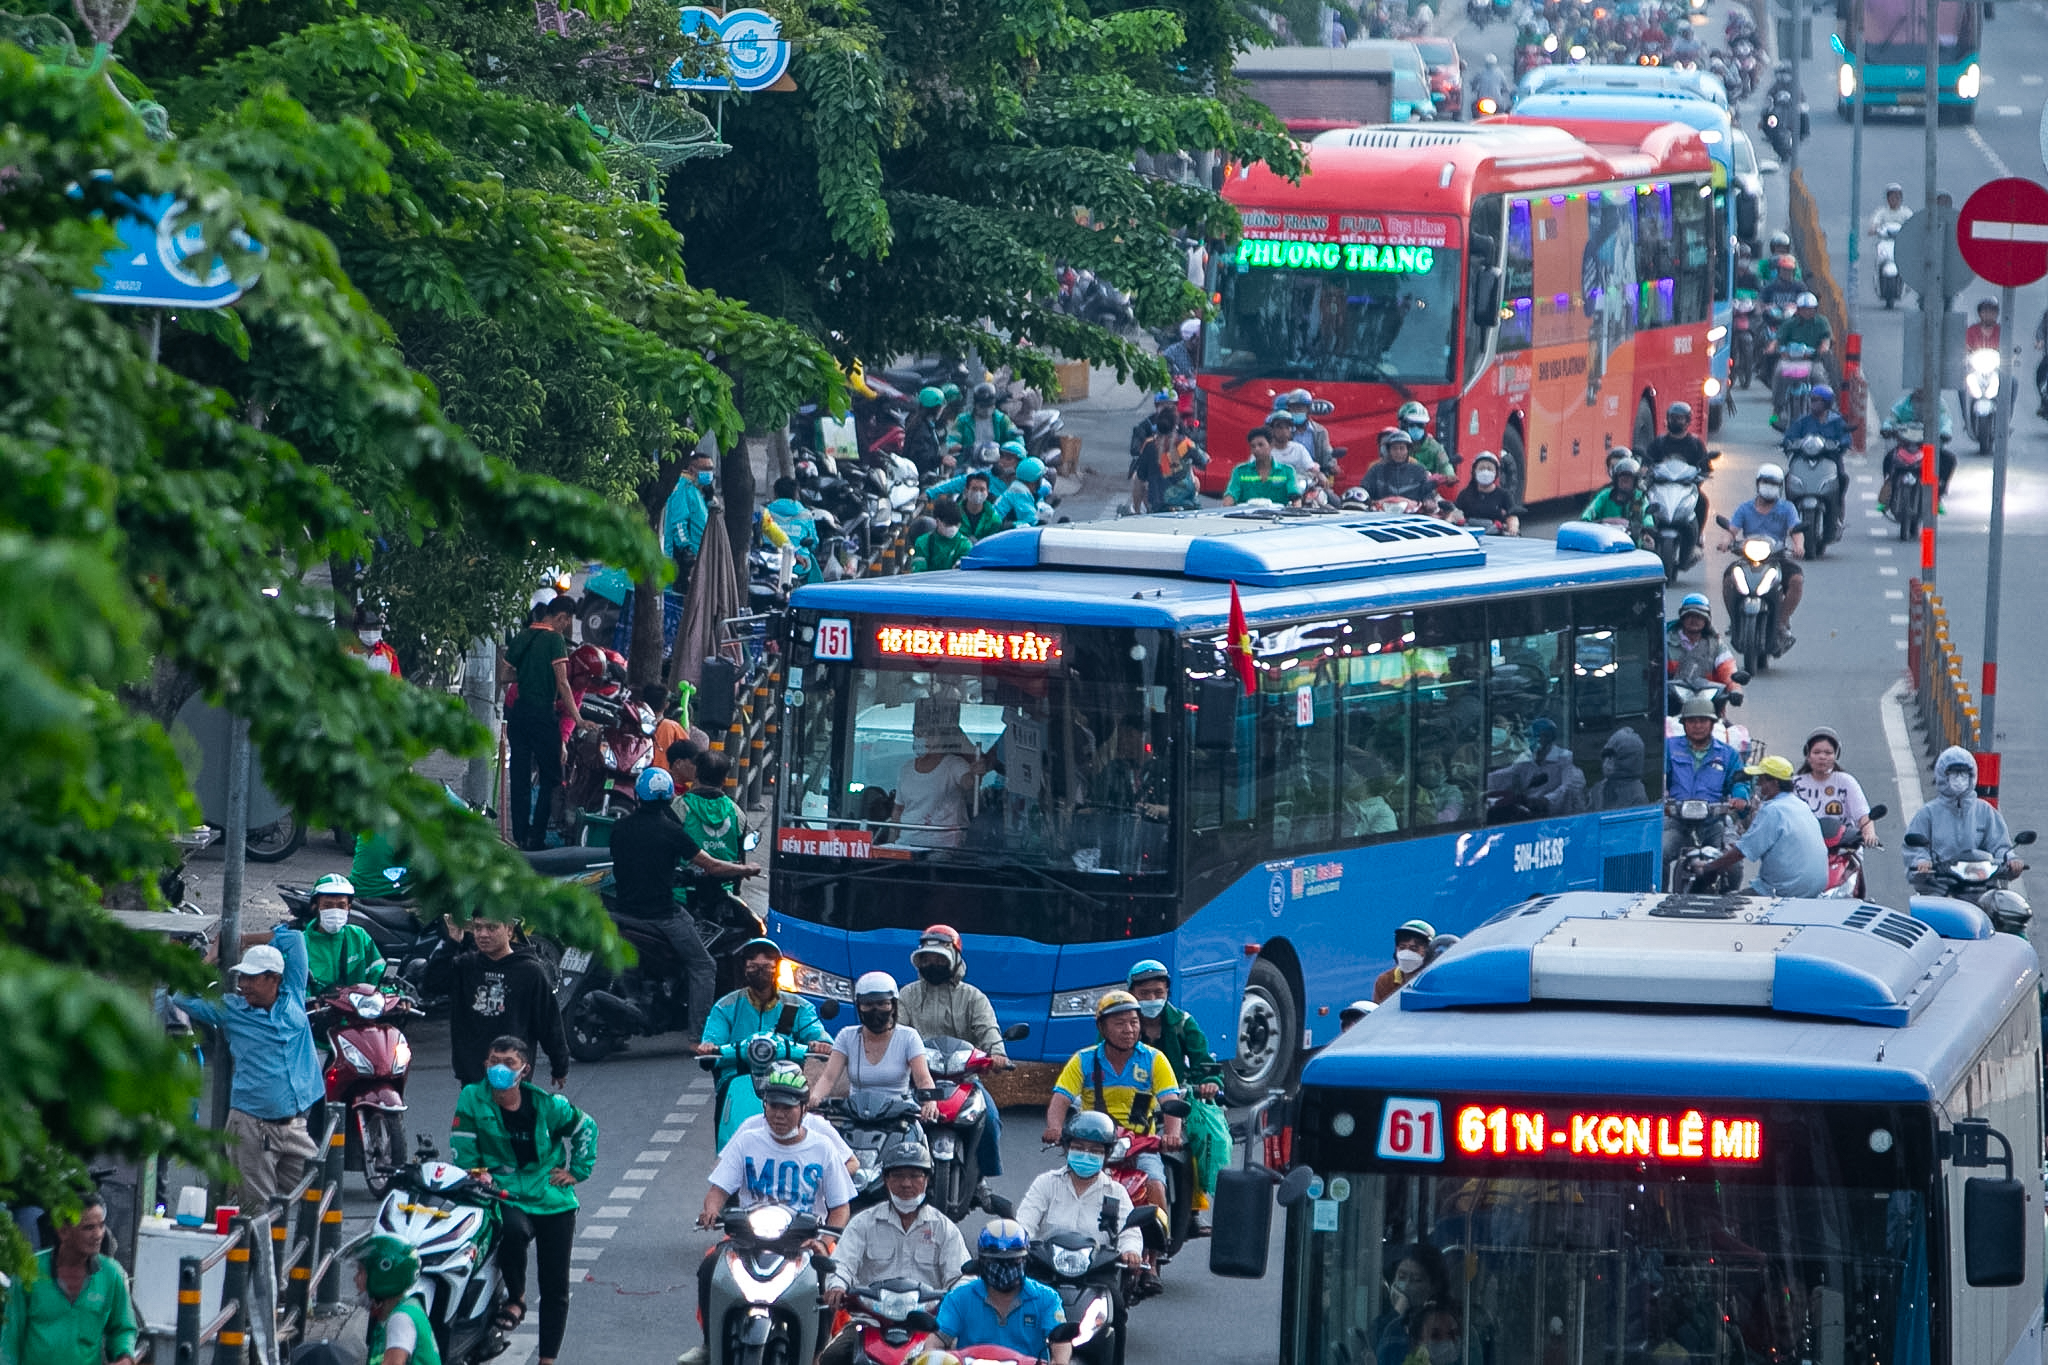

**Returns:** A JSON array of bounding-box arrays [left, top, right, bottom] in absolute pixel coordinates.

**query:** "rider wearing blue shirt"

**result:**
[[1663, 697, 1750, 874], [937, 1222, 1071, 1364], [1782, 385, 1850, 539], [1721, 466, 1804, 653]]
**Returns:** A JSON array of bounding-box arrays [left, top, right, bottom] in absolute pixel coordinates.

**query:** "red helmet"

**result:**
[[918, 924, 962, 955], [567, 643, 608, 689]]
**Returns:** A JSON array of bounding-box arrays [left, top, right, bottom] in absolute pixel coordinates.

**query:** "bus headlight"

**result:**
[[777, 957, 854, 1001], [1052, 984, 1127, 1017], [1957, 63, 1980, 99], [1838, 63, 1856, 99]]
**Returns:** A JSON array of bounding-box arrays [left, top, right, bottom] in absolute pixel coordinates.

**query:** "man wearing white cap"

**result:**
[[174, 929, 324, 1207]]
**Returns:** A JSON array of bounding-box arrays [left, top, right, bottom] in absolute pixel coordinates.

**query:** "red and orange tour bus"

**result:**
[[1198, 120, 1716, 506]]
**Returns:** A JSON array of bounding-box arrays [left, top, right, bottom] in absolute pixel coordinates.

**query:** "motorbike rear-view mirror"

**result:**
[[1731, 670, 1752, 685], [1715, 514, 1733, 530], [1904, 831, 1930, 848], [1725, 691, 1744, 707], [2015, 830, 2037, 846], [1275, 1166, 1318, 1208], [817, 999, 841, 1021], [1868, 803, 1889, 822], [906, 1312, 940, 1333], [1048, 1325, 1082, 1346], [810, 1255, 836, 1277], [1001, 1022, 1032, 1041], [982, 1193, 1016, 1219], [743, 829, 762, 852]]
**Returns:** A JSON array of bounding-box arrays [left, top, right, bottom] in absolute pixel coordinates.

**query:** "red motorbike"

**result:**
[[1103, 1100, 1193, 1270], [839, 1280, 943, 1365], [563, 643, 657, 825], [924, 1024, 1030, 1220], [1819, 802, 1887, 900], [314, 983, 414, 1196]]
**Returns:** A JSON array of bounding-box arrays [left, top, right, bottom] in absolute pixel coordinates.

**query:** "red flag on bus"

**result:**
[[1227, 582, 1256, 696]]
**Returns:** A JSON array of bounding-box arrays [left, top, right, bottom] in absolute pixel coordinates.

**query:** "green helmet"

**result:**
[[919, 386, 946, 410], [356, 1234, 419, 1300], [761, 1061, 808, 1107]]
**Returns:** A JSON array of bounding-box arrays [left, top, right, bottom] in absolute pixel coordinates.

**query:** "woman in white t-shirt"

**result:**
[[890, 720, 982, 849], [809, 973, 940, 1121], [1793, 727, 1878, 846]]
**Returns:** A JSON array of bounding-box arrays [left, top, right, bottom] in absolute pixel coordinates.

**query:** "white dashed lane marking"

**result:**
[[636, 1149, 671, 1162]]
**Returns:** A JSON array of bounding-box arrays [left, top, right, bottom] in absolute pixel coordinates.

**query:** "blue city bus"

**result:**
[[1216, 891, 2043, 1365], [1833, 0, 1981, 124], [767, 512, 1667, 1101], [1507, 89, 1743, 435]]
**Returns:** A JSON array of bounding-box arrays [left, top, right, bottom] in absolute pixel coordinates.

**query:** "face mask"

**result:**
[[1408, 426, 1426, 441], [966, 489, 986, 508], [982, 1260, 1026, 1294], [318, 907, 350, 934], [358, 629, 382, 647], [1136, 999, 1167, 1019], [1389, 1275, 1422, 1313], [860, 1007, 894, 1034], [1396, 949, 1425, 973], [1067, 1151, 1105, 1179], [1427, 1340, 1462, 1365], [1757, 482, 1782, 501], [889, 1193, 925, 1215], [911, 736, 931, 758], [917, 960, 953, 985], [1475, 468, 1497, 488], [744, 964, 777, 992], [486, 1063, 520, 1091], [1943, 771, 1974, 796], [696, 471, 714, 488]]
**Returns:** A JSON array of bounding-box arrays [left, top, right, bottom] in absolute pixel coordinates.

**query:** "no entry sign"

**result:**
[[1957, 177, 2048, 288]]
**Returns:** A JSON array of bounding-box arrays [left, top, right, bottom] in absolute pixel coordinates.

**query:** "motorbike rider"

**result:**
[[1733, 241, 1763, 295], [1869, 182, 1913, 235], [1905, 747, 2024, 884], [1124, 960, 1228, 1228], [1127, 391, 1180, 512], [1371, 919, 1438, 1004], [1663, 695, 1749, 874], [1469, 51, 1511, 109], [1665, 593, 1741, 698], [355, 1236, 439, 1365], [1262, 408, 1324, 497], [1644, 400, 1711, 551], [1397, 401, 1454, 477], [1783, 384, 1851, 532], [1160, 318, 1202, 384], [811, 973, 943, 1121], [1879, 387, 1955, 512], [696, 937, 833, 1118], [1015, 1112, 1142, 1323], [948, 382, 1021, 462], [951, 470, 1005, 541], [2036, 306, 2048, 418], [1962, 298, 2002, 416], [1768, 293, 1833, 417], [607, 766, 764, 1046], [1282, 388, 1336, 473], [1720, 465, 1804, 653], [1133, 404, 1206, 514], [1793, 726, 1879, 848], [1453, 452, 1519, 534], [898, 924, 1010, 1183], [905, 387, 949, 476], [1693, 756, 1829, 897], [819, 1132, 968, 1327], [1000, 454, 1049, 528], [1362, 428, 1436, 504], [1222, 426, 1303, 506], [296, 873, 385, 998], [1580, 454, 1653, 546], [1759, 253, 1805, 307], [934, 1222, 1072, 1365], [684, 1063, 855, 1365]]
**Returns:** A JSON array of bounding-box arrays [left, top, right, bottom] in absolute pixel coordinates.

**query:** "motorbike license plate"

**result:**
[[560, 947, 592, 973]]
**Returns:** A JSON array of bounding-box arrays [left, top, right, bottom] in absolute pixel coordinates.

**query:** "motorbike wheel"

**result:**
[[1897, 496, 1916, 541], [1802, 507, 1823, 560], [358, 1108, 406, 1197], [563, 979, 620, 1064], [1223, 959, 1298, 1107], [1738, 621, 1766, 677], [245, 811, 307, 863], [1661, 542, 1681, 583]]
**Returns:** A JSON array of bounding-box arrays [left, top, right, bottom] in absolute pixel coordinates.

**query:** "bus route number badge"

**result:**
[[816, 617, 854, 661], [1376, 1098, 1445, 1162]]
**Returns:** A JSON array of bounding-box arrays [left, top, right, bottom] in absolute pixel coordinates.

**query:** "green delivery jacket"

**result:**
[[448, 1082, 597, 1216]]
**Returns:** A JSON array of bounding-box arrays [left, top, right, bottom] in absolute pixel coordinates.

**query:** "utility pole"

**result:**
[[1980, 279, 2014, 747], [1786, 0, 1802, 182], [1916, 0, 1941, 582], [1845, 0, 1867, 335]]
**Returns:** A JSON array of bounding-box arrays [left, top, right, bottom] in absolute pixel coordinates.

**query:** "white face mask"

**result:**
[[1396, 949, 1425, 973], [911, 736, 931, 758], [358, 629, 382, 647], [888, 1194, 924, 1216], [1943, 770, 1974, 796], [318, 907, 350, 934], [1427, 1339, 1461, 1365], [1757, 481, 1782, 501], [1474, 468, 1497, 487]]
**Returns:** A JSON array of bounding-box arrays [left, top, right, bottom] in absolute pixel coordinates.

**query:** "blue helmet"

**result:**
[[634, 767, 675, 803], [1151, 389, 1176, 405], [977, 1219, 1031, 1259], [1126, 959, 1170, 987], [1808, 384, 1835, 405], [1677, 593, 1711, 621]]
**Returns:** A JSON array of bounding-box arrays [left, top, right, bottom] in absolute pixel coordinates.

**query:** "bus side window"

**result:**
[[1261, 659, 1339, 854], [1483, 597, 1579, 824], [1635, 182, 1679, 330], [1411, 605, 1485, 831], [1674, 179, 1715, 325], [1570, 585, 1664, 810], [1338, 614, 1414, 842], [1498, 197, 1534, 355]]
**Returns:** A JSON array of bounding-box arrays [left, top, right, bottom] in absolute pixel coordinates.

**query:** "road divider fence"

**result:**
[[1906, 578, 1981, 758]]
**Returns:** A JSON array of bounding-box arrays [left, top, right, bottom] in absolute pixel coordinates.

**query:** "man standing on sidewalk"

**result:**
[[173, 931, 324, 1209], [0, 1194, 138, 1365]]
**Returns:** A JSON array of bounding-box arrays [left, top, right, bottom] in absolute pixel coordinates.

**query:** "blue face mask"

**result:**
[[1136, 998, 1167, 1019], [486, 1064, 520, 1091], [696, 471, 714, 488], [1407, 425, 1426, 442], [1067, 1151, 1106, 1179]]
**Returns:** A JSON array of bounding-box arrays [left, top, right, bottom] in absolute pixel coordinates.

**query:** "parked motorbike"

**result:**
[[374, 1142, 509, 1365], [1647, 457, 1706, 580], [921, 1024, 1030, 1220], [1028, 1228, 1124, 1365], [1818, 803, 1887, 899], [812, 1093, 926, 1212], [1717, 515, 1789, 674], [1667, 799, 1740, 893], [313, 984, 414, 1196], [1783, 434, 1844, 556], [1906, 829, 2038, 935], [706, 1204, 836, 1365], [1964, 348, 2000, 451], [836, 1279, 943, 1365], [1876, 223, 1903, 307]]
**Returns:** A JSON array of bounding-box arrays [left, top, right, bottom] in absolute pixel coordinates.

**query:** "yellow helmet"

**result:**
[[1095, 990, 1142, 1022]]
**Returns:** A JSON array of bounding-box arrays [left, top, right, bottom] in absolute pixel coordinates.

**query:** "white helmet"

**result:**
[[1794, 292, 1818, 309], [1484, 52, 1499, 65], [1756, 463, 1785, 494], [854, 971, 900, 1000]]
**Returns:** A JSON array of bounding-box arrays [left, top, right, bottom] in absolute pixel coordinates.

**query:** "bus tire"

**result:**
[[1499, 427, 1527, 507], [1224, 958, 1298, 1107]]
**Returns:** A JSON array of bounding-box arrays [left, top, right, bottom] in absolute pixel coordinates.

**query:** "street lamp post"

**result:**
[[1917, 0, 1942, 582]]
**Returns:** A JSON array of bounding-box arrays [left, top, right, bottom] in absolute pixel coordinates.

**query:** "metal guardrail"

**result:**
[[1907, 579, 1980, 757], [174, 1110, 348, 1365]]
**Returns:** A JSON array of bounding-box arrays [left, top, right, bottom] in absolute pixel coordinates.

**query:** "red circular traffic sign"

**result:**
[[1957, 177, 2048, 288]]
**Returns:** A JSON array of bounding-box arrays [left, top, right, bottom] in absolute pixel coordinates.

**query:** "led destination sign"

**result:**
[[1235, 238, 1437, 273], [1376, 1097, 1763, 1165], [873, 625, 1063, 664]]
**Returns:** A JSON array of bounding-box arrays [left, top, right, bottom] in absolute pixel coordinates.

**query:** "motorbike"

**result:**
[[698, 1005, 842, 1151], [1647, 457, 1706, 580], [1663, 678, 1751, 756], [1905, 829, 2038, 935], [1964, 348, 2000, 451], [1879, 421, 1930, 541], [1667, 799, 1741, 894], [1716, 515, 1789, 674], [706, 1204, 836, 1365], [1818, 803, 1887, 899], [1783, 433, 1845, 556], [563, 646, 657, 829], [1467, 0, 1492, 27], [837, 1279, 943, 1365], [1063, 269, 1136, 333], [313, 983, 414, 1196], [921, 1024, 1030, 1220], [1876, 223, 1903, 307], [812, 1092, 926, 1212], [1104, 1099, 1194, 1264], [1771, 342, 1824, 428], [1730, 295, 1758, 389], [373, 1142, 509, 1365], [1028, 1228, 1124, 1365]]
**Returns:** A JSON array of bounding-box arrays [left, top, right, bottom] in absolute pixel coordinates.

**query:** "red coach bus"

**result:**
[[1198, 120, 1715, 505]]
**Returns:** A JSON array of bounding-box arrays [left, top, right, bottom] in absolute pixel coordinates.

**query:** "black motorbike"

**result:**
[[812, 1093, 928, 1213], [1906, 829, 2038, 936], [1717, 515, 1791, 673], [1028, 1224, 1127, 1365], [1668, 799, 1741, 893]]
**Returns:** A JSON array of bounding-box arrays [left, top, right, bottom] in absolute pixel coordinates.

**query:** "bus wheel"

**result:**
[[1499, 428, 1527, 507], [1225, 959, 1298, 1107]]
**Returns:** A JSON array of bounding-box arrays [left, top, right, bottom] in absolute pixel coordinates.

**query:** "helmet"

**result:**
[[971, 382, 998, 407], [1469, 451, 1499, 469], [1809, 384, 1835, 404], [1339, 999, 1376, 1023], [1397, 400, 1430, 426], [1804, 725, 1842, 757], [355, 1234, 420, 1300], [1126, 958, 1170, 987], [941, 383, 962, 403], [1679, 695, 1718, 720], [1485, 51, 1500, 64], [635, 767, 676, 803], [1015, 456, 1046, 484], [998, 438, 1027, 460], [1979, 297, 1999, 314], [1885, 181, 1903, 195], [1264, 407, 1296, 427], [977, 1219, 1031, 1259], [912, 925, 961, 967], [311, 873, 355, 899], [736, 936, 781, 962], [1284, 387, 1314, 408], [1064, 1110, 1117, 1147], [854, 971, 899, 1001], [760, 1061, 808, 1107], [1179, 318, 1202, 339], [1773, 253, 1797, 272], [1610, 456, 1640, 479], [1794, 291, 1818, 309], [1665, 401, 1692, 428], [1768, 230, 1792, 251], [1378, 426, 1411, 453], [1678, 591, 1711, 621], [918, 386, 945, 409], [1094, 989, 1142, 1021], [1757, 463, 1785, 488], [566, 643, 608, 690], [879, 1132, 934, 1173], [1397, 918, 1437, 941], [1151, 388, 1176, 405]]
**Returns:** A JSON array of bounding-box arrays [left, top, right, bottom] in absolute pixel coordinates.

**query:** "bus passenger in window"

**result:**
[[1588, 728, 1648, 811], [1368, 1243, 1448, 1365], [1087, 721, 1168, 823], [1343, 773, 1399, 838], [1486, 717, 1586, 818], [1414, 754, 1464, 825], [1403, 1301, 1464, 1365], [891, 714, 982, 849]]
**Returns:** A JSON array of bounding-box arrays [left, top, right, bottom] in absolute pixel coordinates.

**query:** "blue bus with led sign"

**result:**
[[766, 510, 1669, 1102], [1212, 890, 2043, 1365]]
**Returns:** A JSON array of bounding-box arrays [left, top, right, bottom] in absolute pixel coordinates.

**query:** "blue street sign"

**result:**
[[668, 7, 791, 93], [77, 191, 260, 309]]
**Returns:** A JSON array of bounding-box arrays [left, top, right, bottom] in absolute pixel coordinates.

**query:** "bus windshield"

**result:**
[[1210, 243, 1463, 385], [1858, 0, 1972, 63]]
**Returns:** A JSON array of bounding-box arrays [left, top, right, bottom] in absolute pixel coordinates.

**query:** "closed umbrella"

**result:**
[[674, 495, 742, 686]]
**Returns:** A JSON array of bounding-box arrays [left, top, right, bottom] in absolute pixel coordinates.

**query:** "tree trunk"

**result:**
[[721, 433, 756, 591], [768, 426, 794, 482], [121, 656, 203, 728], [630, 448, 689, 684]]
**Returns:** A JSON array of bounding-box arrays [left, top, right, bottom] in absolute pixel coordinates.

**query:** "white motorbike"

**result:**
[[1876, 222, 1903, 308], [1964, 348, 2000, 451], [372, 1145, 509, 1365]]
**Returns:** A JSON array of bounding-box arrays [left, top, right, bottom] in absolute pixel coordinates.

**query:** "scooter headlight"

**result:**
[[1970, 348, 1999, 376], [336, 1036, 375, 1076], [391, 1036, 412, 1075], [746, 1204, 796, 1239], [1679, 799, 1710, 822], [1756, 567, 1780, 594], [1075, 1293, 1113, 1343], [1953, 859, 1998, 882], [931, 1133, 958, 1161], [1053, 1245, 1095, 1278], [874, 1287, 922, 1322], [1742, 537, 1772, 563], [1729, 566, 1751, 594], [349, 991, 385, 1019], [1569, 43, 1586, 59]]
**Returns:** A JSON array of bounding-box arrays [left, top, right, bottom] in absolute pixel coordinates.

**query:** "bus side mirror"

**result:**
[[1964, 1178, 2028, 1287], [1195, 676, 1239, 750], [1736, 191, 1759, 246], [1469, 266, 1504, 330], [1208, 1164, 1316, 1281]]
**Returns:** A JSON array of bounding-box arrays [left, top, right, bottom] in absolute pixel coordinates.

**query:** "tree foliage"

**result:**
[[669, 0, 1304, 391]]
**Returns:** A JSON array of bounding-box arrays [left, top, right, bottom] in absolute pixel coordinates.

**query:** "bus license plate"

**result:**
[[560, 948, 592, 974], [1376, 1098, 1445, 1162]]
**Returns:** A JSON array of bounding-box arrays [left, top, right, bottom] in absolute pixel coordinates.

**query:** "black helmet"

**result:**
[[1610, 456, 1641, 480], [879, 1132, 934, 1174], [1665, 401, 1692, 430], [971, 382, 998, 407]]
